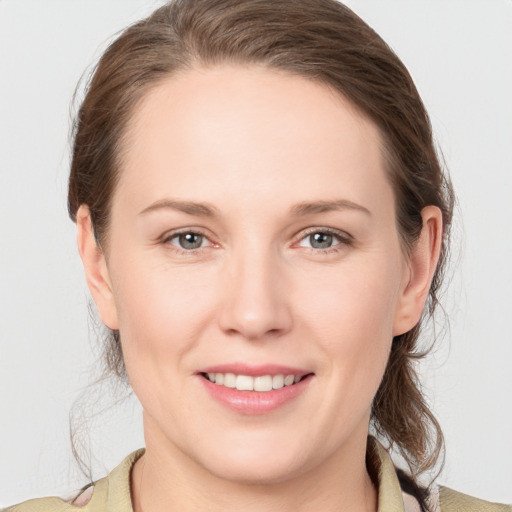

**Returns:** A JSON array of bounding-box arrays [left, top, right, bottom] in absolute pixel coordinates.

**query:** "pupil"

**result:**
[[179, 233, 202, 249], [311, 232, 332, 249]]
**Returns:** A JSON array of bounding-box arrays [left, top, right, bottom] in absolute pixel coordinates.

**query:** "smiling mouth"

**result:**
[[200, 372, 312, 392]]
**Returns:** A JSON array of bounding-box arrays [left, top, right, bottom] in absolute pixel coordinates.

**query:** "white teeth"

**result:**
[[223, 373, 236, 388], [272, 374, 284, 389], [236, 375, 254, 391], [254, 375, 273, 392], [205, 372, 305, 391], [284, 374, 295, 386]]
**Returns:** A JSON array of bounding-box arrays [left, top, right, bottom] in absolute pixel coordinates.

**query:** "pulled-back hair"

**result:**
[[68, 0, 454, 507]]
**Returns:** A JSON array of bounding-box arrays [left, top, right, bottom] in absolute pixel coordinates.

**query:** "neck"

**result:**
[[131, 422, 377, 512]]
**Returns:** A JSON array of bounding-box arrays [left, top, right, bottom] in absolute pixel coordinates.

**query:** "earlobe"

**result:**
[[76, 205, 119, 330], [393, 206, 443, 336]]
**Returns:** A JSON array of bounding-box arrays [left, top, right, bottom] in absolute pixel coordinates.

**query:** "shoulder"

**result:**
[[2, 449, 144, 512], [439, 485, 512, 512], [2, 497, 76, 512], [1, 484, 99, 512]]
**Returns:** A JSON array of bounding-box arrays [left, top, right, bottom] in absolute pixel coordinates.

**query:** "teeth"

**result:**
[[272, 374, 284, 389], [223, 373, 236, 388], [205, 372, 304, 391], [236, 375, 254, 391], [254, 375, 273, 392], [284, 374, 295, 386]]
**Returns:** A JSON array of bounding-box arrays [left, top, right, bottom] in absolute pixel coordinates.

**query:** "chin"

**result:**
[[203, 454, 306, 486], [191, 432, 311, 485]]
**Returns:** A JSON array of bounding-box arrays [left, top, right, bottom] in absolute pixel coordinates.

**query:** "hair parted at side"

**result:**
[[68, 0, 454, 504]]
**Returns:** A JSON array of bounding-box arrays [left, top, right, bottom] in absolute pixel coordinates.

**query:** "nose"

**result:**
[[218, 247, 293, 341]]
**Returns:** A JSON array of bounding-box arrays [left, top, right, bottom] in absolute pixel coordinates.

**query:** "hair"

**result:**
[[68, 0, 454, 508]]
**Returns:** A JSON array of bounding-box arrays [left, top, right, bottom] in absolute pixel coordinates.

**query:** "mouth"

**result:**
[[200, 371, 312, 392], [197, 366, 315, 414], [196, 362, 315, 415]]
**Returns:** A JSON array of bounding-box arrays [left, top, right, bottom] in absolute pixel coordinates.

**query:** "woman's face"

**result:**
[[85, 66, 425, 483]]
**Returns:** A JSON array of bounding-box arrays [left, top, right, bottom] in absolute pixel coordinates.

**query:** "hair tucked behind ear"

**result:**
[[68, 0, 454, 505]]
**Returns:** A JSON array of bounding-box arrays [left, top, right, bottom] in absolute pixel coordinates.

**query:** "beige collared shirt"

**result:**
[[4, 438, 511, 511]]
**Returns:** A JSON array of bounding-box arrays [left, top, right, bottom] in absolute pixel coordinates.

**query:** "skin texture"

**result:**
[[77, 66, 442, 512]]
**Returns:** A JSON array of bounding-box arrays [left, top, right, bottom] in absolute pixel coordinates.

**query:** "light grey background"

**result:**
[[1, 0, 511, 506]]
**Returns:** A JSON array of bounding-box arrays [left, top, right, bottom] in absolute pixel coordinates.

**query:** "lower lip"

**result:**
[[198, 374, 313, 415]]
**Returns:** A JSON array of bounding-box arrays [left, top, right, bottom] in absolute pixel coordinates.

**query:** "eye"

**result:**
[[306, 232, 336, 249], [296, 229, 350, 251], [167, 232, 209, 250]]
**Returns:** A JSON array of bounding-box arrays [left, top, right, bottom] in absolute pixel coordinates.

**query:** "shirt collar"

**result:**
[[367, 436, 406, 511]]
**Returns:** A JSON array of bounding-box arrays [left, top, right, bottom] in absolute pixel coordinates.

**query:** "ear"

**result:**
[[393, 205, 443, 336], [76, 205, 119, 330]]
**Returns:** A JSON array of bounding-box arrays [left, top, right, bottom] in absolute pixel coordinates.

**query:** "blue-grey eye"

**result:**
[[176, 232, 204, 250], [309, 232, 334, 249]]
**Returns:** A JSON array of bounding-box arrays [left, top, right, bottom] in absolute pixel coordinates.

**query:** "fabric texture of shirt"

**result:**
[[3, 437, 511, 512]]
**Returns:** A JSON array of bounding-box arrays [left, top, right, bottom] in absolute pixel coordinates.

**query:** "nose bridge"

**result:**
[[219, 240, 292, 340]]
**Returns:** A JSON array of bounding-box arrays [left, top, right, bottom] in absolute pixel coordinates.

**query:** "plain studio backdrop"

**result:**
[[0, 0, 511, 507]]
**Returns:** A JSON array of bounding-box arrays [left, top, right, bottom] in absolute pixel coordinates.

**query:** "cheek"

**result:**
[[109, 256, 219, 379], [297, 254, 403, 341], [294, 254, 403, 395]]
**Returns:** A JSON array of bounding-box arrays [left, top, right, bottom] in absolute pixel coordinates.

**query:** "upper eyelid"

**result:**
[[294, 226, 353, 242], [159, 226, 353, 247], [159, 228, 216, 252], [161, 227, 212, 241], [291, 227, 354, 254]]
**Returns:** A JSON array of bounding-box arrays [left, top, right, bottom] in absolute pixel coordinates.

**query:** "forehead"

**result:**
[[115, 65, 391, 214]]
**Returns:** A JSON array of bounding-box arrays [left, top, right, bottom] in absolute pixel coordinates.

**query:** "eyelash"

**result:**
[[161, 228, 214, 255], [295, 227, 353, 254], [161, 227, 353, 255]]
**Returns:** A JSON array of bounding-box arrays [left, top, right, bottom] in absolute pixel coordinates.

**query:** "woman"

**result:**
[[3, 1, 510, 511]]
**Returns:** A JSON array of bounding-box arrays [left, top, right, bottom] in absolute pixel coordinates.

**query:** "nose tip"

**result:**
[[223, 308, 283, 341], [218, 255, 292, 341]]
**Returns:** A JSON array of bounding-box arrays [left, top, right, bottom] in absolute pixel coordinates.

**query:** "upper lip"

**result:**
[[198, 363, 312, 377]]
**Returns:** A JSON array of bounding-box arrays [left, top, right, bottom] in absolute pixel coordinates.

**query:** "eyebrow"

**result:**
[[139, 198, 371, 218], [139, 199, 219, 217], [290, 199, 371, 217]]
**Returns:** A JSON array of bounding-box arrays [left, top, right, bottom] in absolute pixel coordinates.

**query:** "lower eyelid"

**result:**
[[160, 231, 207, 248], [296, 229, 352, 248], [160, 229, 351, 252]]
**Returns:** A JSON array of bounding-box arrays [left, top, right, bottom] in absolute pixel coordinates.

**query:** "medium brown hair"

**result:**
[[68, 0, 454, 503]]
